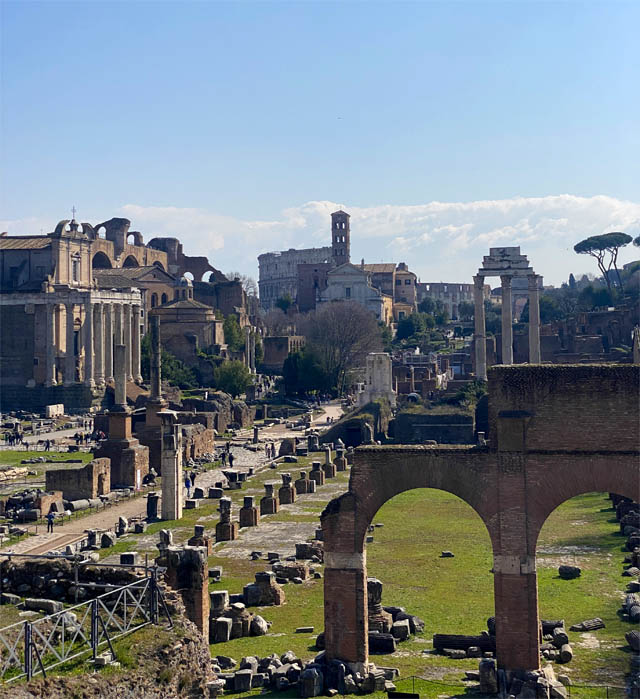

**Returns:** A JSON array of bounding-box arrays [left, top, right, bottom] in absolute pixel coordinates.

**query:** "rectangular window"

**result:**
[[345, 287, 351, 299], [395, 279, 401, 286], [405, 279, 411, 285], [72, 259, 79, 282]]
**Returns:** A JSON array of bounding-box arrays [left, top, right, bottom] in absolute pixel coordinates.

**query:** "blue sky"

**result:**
[[1, 1, 638, 285]]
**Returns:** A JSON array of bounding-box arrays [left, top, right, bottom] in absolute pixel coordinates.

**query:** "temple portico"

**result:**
[[0, 288, 142, 391], [474, 247, 541, 381]]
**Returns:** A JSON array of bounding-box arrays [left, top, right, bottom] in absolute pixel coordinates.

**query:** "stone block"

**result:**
[[213, 617, 232, 643], [101, 531, 117, 548], [134, 521, 148, 534], [119, 552, 138, 566], [185, 499, 199, 509], [368, 632, 396, 653], [234, 669, 253, 692], [250, 614, 269, 636], [208, 487, 224, 499], [24, 598, 63, 615], [391, 619, 410, 641]]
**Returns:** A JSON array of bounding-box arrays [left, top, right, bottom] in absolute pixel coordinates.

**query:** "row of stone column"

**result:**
[[473, 274, 541, 381], [45, 301, 142, 388]]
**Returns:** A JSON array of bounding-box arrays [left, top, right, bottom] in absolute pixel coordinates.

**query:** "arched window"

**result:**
[[161, 293, 168, 304], [151, 293, 158, 307], [174, 290, 179, 300]]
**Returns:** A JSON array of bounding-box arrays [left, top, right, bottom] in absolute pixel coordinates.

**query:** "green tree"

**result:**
[[214, 360, 253, 398], [457, 301, 474, 321], [223, 314, 244, 352], [574, 232, 632, 294], [577, 284, 613, 311], [283, 348, 331, 396], [418, 296, 436, 314], [140, 334, 197, 389], [276, 294, 294, 314], [520, 295, 564, 324]]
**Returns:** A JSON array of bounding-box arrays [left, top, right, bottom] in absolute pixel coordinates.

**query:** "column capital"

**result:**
[[500, 275, 513, 288], [527, 274, 540, 289], [473, 274, 485, 289]]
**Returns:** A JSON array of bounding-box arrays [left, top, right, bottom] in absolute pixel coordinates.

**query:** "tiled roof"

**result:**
[[0, 236, 51, 250], [363, 263, 396, 273], [95, 266, 159, 279], [95, 275, 136, 289], [153, 299, 212, 310]]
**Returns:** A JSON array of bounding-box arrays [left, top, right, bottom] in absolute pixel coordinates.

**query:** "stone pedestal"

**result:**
[[278, 473, 296, 505], [159, 411, 183, 521], [239, 496, 259, 528], [307, 434, 319, 452], [367, 577, 393, 633], [334, 449, 347, 472], [260, 483, 279, 515], [146, 492, 160, 520], [295, 471, 313, 495], [324, 447, 332, 465], [310, 462, 325, 487], [215, 497, 238, 542], [322, 460, 336, 479]]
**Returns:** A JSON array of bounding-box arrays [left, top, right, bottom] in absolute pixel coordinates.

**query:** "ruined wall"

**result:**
[[394, 412, 474, 444], [45, 458, 111, 500], [488, 364, 640, 453]]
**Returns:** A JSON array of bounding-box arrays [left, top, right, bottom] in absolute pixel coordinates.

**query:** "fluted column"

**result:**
[[45, 303, 57, 386], [473, 275, 487, 381], [94, 303, 104, 385], [83, 299, 94, 387], [114, 303, 122, 345], [64, 303, 76, 385], [500, 275, 513, 365], [124, 304, 132, 381], [150, 315, 162, 399], [132, 305, 142, 382], [528, 274, 541, 364], [244, 325, 251, 368], [104, 304, 113, 382]]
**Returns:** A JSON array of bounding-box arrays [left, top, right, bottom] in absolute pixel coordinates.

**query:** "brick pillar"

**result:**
[[493, 443, 540, 673]]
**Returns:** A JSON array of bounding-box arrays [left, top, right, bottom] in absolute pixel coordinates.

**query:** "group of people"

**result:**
[[3, 431, 26, 447], [264, 442, 277, 459], [184, 469, 199, 497]]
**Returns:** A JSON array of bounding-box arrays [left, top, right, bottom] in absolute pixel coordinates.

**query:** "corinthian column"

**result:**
[[500, 275, 513, 365], [473, 275, 487, 381], [83, 299, 94, 387], [528, 274, 541, 364], [104, 304, 113, 383], [124, 304, 132, 381], [132, 305, 142, 382], [64, 302, 76, 385], [94, 303, 104, 386], [45, 303, 57, 386]]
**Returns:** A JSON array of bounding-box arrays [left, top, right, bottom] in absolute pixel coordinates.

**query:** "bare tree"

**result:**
[[264, 308, 296, 336], [226, 271, 258, 297], [299, 301, 383, 394]]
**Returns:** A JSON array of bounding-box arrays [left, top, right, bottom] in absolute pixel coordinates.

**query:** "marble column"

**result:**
[[114, 344, 127, 409], [528, 274, 541, 364], [473, 275, 487, 381], [132, 305, 142, 382], [64, 302, 76, 385], [124, 304, 132, 381], [150, 314, 162, 399], [104, 304, 113, 382], [500, 275, 513, 365], [45, 303, 57, 386], [114, 303, 122, 345], [94, 303, 104, 386], [83, 299, 94, 387], [244, 325, 251, 368]]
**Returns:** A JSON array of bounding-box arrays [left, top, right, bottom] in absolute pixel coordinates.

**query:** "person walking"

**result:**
[[221, 452, 227, 467], [46, 511, 55, 533], [190, 470, 197, 486], [185, 476, 192, 498], [228, 452, 235, 468]]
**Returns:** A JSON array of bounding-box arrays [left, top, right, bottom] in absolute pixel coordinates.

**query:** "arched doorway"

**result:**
[[92, 251, 112, 269], [122, 255, 139, 268], [366, 488, 495, 658]]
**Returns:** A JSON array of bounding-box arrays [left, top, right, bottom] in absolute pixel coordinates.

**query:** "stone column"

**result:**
[[160, 412, 183, 521], [114, 303, 122, 345], [500, 275, 513, 365], [473, 275, 487, 381], [528, 274, 541, 364], [114, 344, 127, 409], [123, 304, 132, 381], [250, 330, 256, 373], [244, 325, 251, 369], [150, 315, 162, 399], [94, 303, 104, 386], [83, 299, 94, 387], [45, 303, 57, 386], [64, 302, 75, 385], [104, 304, 113, 382], [132, 304, 142, 382]]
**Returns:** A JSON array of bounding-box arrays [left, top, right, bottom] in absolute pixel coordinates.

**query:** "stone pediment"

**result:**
[[478, 246, 533, 277]]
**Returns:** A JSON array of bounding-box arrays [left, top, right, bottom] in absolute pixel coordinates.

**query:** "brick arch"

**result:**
[[322, 365, 639, 679]]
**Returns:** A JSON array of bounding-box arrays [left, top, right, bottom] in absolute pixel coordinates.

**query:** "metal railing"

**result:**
[[0, 570, 172, 682]]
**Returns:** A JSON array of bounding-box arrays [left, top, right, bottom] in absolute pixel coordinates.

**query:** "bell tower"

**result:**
[[331, 210, 350, 266]]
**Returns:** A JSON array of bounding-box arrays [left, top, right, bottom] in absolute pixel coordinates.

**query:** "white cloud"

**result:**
[[2, 194, 639, 286]]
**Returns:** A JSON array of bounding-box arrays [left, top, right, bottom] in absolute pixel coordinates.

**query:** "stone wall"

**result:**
[[45, 458, 111, 500], [394, 411, 474, 444]]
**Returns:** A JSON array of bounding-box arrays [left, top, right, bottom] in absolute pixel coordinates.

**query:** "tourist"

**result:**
[[190, 469, 197, 485], [185, 476, 192, 498], [228, 453, 235, 467], [221, 452, 227, 466], [45, 439, 51, 451], [46, 511, 55, 533]]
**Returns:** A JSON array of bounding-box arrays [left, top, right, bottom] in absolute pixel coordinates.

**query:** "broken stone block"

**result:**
[[193, 487, 205, 498], [234, 669, 253, 692], [278, 473, 296, 505], [101, 531, 117, 548], [260, 483, 279, 515], [213, 617, 232, 643], [300, 667, 323, 697], [368, 632, 396, 654], [239, 496, 259, 528], [134, 521, 148, 534], [119, 552, 138, 566], [208, 567, 222, 581], [440, 550, 454, 558], [24, 598, 63, 615], [208, 487, 223, 499], [479, 658, 497, 694], [309, 462, 325, 487], [250, 614, 269, 636], [185, 498, 199, 509]]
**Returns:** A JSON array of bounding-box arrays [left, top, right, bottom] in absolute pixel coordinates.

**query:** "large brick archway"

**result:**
[[321, 365, 639, 675]]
